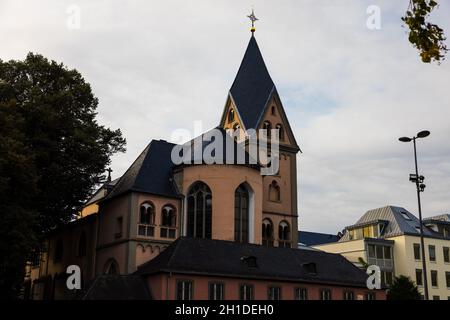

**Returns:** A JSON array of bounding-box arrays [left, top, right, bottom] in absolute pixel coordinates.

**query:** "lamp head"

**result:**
[[399, 137, 412, 142], [417, 130, 430, 138]]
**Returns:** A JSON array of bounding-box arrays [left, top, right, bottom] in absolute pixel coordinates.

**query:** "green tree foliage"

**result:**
[[387, 275, 421, 300], [0, 53, 126, 298], [402, 0, 448, 63]]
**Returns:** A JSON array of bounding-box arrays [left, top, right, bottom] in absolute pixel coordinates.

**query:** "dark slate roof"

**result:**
[[81, 275, 151, 300], [135, 237, 370, 288], [298, 231, 339, 246], [105, 140, 180, 200], [177, 126, 259, 169], [339, 206, 439, 242], [230, 36, 275, 129]]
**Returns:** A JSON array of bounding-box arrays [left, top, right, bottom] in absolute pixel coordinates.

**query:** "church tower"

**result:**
[[220, 24, 301, 248]]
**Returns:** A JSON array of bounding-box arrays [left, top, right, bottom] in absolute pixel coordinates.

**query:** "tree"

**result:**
[[402, 0, 448, 63], [387, 275, 421, 300], [0, 53, 126, 298]]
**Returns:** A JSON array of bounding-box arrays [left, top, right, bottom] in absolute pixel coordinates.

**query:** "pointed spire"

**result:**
[[229, 36, 275, 129]]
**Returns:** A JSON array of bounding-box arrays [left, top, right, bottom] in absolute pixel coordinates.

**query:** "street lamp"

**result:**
[[398, 130, 430, 300]]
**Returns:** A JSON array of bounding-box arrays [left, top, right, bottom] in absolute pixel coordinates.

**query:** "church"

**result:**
[[25, 22, 385, 300]]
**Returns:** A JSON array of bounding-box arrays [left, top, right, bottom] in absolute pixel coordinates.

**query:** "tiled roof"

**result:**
[[136, 237, 370, 288], [298, 231, 339, 246], [104, 140, 180, 201], [82, 275, 151, 300], [229, 36, 276, 130]]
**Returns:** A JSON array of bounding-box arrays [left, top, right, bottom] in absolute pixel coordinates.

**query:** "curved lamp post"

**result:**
[[398, 130, 430, 300]]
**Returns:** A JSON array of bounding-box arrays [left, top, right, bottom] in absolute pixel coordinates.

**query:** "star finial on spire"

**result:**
[[247, 8, 258, 34]]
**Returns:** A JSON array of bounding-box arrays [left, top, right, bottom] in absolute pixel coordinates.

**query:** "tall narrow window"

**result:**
[[444, 247, 450, 263], [416, 269, 423, 286], [239, 284, 254, 300], [138, 202, 155, 237], [268, 286, 281, 300], [228, 109, 235, 122], [429, 245, 436, 262], [431, 270, 438, 287], [295, 288, 308, 300], [413, 243, 421, 260], [78, 231, 87, 257], [269, 181, 280, 202], [234, 184, 249, 243], [161, 205, 176, 238], [209, 283, 224, 300], [115, 217, 123, 239], [187, 182, 212, 239], [278, 221, 291, 248], [262, 219, 274, 246], [262, 121, 271, 139], [320, 289, 332, 300], [343, 291, 354, 300], [271, 106, 276, 115], [364, 292, 376, 300], [176, 280, 193, 300], [275, 124, 284, 141]]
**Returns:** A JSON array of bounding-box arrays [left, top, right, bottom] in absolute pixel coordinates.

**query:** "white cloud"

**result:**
[[1, 0, 450, 234]]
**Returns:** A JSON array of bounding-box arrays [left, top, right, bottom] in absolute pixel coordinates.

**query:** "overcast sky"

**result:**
[[2, 0, 450, 234]]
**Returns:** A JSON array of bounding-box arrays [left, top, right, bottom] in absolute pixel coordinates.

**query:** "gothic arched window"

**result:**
[[187, 182, 212, 239], [278, 221, 291, 248], [104, 258, 120, 275], [269, 181, 281, 202], [138, 202, 155, 237], [228, 109, 235, 122], [234, 184, 249, 243], [161, 205, 177, 238], [275, 123, 284, 141], [262, 218, 274, 246], [263, 121, 271, 139]]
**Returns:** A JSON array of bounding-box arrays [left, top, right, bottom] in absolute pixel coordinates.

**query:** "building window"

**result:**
[[268, 286, 281, 300], [271, 106, 276, 115], [176, 280, 193, 300], [54, 238, 63, 262], [381, 271, 393, 286], [138, 202, 155, 237], [294, 288, 308, 300], [429, 245, 436, 262], [262, 121, 271, 139], [343, 291, 354, 300], [275, 124, 284, 141], [262, 218, 274, 246], [367, 244, 393, 271], [239, 284, 254, 300], [431, 270, 438, 287], [269, 180, 280, 202], [432, 295, 440, 300], [320, 289, 332, 300], [278, 221, 291, 248], [443, 247, 450, 263], [78, 231, 87, 257], [209, 282, 224, 300], [187, 182, 212, 239], [228, 109, 235, 122], [104, 259, 119, 275], [160, 205, 176, 238], [234, 184, 249, 243], [415, 269, 423, 286], [115, 216, 123, 238], [401, 211, 411, 220], [445, 272, 450, 288], [364, 292, 376, 300], [413, 243, 421, 260]]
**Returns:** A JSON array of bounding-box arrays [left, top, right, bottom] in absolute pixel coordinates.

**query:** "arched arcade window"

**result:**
[[262, 219, 274, 247], [187, 182, 212, 239], [275, 123, 284, 141], [278, 221, 291, 248], [161, 205, 177, 239], [234, 184, 249, 243], [138, 202, 155, 237], [269, 181, 281, 202], [228, 109, 235, 122], [263, 121, 271, 139]]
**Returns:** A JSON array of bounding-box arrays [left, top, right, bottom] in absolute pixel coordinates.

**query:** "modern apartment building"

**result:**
[[314, 206, 450, 300]]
